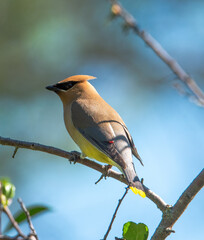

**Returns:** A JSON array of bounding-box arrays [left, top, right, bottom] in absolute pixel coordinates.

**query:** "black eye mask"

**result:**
[[54, 81, 78, 91]]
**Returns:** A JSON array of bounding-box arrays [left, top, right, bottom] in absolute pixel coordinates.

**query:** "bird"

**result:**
[[46, 75, 146, 198]]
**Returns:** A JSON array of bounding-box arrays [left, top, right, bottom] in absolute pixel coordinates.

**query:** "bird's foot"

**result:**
[[103, 164, 112, 178], [80, 152, 86, 159], [95, 165, 112, 184], [69, 151, 81, 164]]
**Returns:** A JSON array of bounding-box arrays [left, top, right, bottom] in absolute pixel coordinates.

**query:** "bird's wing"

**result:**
[[122, 125, 144, 166], [71, 100, 133, 169]]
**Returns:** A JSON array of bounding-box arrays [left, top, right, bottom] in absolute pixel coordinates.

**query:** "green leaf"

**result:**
[[123, 222, 149, 240], [4, 205, 51, 233]]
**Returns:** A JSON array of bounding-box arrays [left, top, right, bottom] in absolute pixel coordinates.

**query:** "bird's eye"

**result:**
[[68, 82, 74, 88], [55, 81, 77, 91]]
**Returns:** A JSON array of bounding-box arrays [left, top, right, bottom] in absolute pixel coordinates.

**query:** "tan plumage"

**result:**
[[46, 75, 145, 197]]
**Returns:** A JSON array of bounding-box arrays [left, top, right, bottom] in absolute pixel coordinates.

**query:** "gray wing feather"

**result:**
[[122, 125, 144, 166], [71, 101, 132, 169]]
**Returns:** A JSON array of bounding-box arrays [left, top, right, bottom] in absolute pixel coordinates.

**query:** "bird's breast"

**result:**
[[63, 104, 80, 143]]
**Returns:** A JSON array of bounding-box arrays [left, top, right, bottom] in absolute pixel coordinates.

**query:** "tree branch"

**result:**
[[3, 207, 26, 239], [0, 136, 167, 212], [17, 198, 38, 240], [0, 236, 22, 240], [151, 169, 204, 240], [103, 187, 129, 240], [109, 0, 204, 106]]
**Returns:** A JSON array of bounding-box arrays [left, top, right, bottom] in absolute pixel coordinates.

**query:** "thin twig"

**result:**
[[0, 236, 22, 240], [12, 147, 19, 159], [95, 174, 104, 185], [0, 136, 167, 212], [3, 207, 26, 239], [151, 169, 204, 240], [103, 187, 130, 240], [0, 235, 22, 240], [95, 165, 112, 184], [109, 0, 204, 106], [17, 198, 38, 240]]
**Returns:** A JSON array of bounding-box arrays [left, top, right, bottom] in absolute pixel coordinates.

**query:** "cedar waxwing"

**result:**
[[46, 75, 146, 198]]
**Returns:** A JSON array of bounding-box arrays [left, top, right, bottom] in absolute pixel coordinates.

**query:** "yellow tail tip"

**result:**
[[130, 186, 146, 198]]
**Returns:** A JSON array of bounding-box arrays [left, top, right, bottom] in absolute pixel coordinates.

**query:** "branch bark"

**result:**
[[151, 169, 204, 240], [109, 0, 204, 106], [0, 236, 22, 240], [3, 207, 26, 239], [0, 136, 167, 212], [17, 198, 38, 240]]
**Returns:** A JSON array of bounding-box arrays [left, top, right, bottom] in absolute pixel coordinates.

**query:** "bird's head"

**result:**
[[46, 75, 96, 102]]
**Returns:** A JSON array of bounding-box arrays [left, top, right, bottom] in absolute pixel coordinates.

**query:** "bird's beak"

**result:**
[[46, 85, 58, 92]]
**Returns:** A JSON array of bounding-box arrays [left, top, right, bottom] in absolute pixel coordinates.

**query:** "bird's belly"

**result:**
[[64, 109, 115, 166]]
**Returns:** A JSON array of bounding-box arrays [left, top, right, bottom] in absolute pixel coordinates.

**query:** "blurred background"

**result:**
[[0, 0, 203, 239]]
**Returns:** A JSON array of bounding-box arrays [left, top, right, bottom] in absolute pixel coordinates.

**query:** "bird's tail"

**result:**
[[123, 168, 146, 198], [129, 183, 146, 198]]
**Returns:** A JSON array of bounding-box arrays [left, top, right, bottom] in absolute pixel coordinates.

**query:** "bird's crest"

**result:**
[[58, 75, 96, 84]]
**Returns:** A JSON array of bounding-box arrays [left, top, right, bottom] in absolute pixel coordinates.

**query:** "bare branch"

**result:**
[[0, 136, 167, 212], [12, 147, 19, 159], [0, 236, 22, 240], [3, 207, 26, 239], [109, 0, 204, 106], [17, 199, 38, 240], [151, 169, 204, 240], [143, 186, 167, 212], [103, 187, 130, 240]]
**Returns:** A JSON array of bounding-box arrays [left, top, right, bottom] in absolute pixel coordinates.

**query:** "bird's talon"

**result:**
[[70, 151, 81, 164], [95, 165, 112, 184], [104, 164, 112, 177], [80, 152, 86, 159]]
